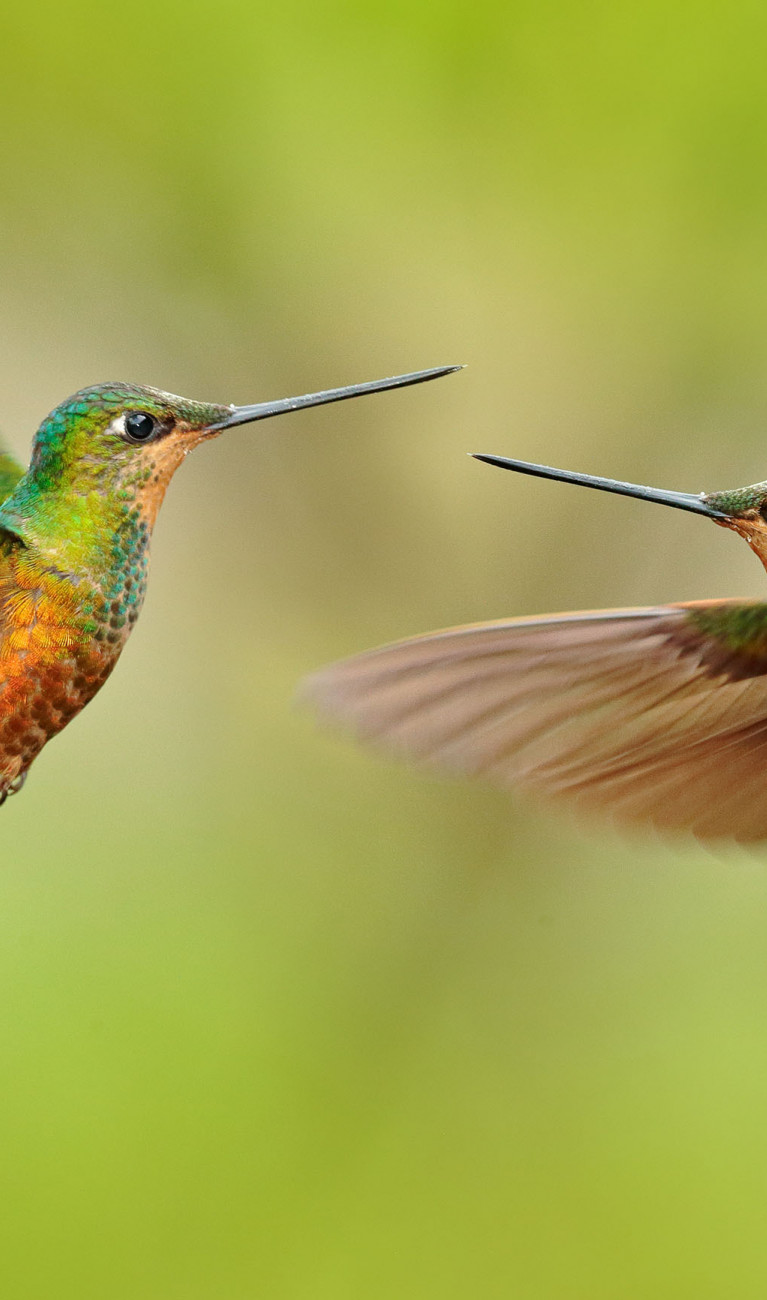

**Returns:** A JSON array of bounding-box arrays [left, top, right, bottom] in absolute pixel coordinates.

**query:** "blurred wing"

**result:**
[[0, 442, 24, 504], [303, 600, 767, 841]]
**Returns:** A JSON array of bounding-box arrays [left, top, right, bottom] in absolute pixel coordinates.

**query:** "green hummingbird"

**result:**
[[306, 451, 767, 842], [0, 364, 459, 805]]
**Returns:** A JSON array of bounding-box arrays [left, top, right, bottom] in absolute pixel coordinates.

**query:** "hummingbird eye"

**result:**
[[123, 411, 157, 443]]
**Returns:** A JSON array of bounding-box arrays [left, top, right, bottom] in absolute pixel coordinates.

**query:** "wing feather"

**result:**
[[303, 601, 767, 840]]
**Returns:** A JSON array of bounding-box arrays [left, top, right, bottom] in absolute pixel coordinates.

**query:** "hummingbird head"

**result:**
[[0, 366, 460, 555], [22, 382, 233, 527], [472, 452, 767, 570]]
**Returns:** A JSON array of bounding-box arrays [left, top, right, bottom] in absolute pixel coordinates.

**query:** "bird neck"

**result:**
[[0, 471, 153, 605], [714, 513, 767, 574]]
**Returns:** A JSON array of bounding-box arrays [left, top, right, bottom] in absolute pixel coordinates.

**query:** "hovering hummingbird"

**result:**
[[306, 451, 767, 841], [0, 364, 459, 805]]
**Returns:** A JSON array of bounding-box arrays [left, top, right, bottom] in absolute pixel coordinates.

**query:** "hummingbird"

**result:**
[[0, 364, 459, 805], [305, 451, 767, 842]]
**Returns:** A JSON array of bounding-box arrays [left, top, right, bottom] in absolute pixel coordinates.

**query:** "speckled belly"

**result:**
[[0, 548, 141, 794], [0, 643, 119, 788]]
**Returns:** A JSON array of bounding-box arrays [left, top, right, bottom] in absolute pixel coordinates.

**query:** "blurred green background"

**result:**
[[3, 1, 767, 1295]]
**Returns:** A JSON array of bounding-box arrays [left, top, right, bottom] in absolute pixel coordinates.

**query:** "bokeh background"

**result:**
[[2, 2, 767, 1295]]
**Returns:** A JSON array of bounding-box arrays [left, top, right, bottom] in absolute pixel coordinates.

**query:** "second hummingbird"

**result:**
[[306, 448, 767, 841]]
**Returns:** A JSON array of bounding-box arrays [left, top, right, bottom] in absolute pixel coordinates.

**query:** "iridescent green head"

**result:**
[[0, 383, 233, 557], [25, 382, 232, 500], [0, 366, 459, 557]]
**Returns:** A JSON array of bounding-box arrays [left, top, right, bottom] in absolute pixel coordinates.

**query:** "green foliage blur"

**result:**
[[3, 2, 767, 1295]]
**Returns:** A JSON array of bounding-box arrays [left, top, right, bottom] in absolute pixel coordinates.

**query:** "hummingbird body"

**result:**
[[0, 383, 206, 795], [0, 365, 458, 802]]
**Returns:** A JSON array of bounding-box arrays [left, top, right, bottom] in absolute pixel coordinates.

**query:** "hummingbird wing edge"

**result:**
[[302, 600, 767, 842]]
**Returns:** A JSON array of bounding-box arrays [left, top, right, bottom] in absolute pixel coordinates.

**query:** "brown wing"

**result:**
[[302, 601, 767, 841]]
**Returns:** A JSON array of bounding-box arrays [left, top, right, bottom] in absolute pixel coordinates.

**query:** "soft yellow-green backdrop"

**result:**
[[1, 2, 767, 1296]]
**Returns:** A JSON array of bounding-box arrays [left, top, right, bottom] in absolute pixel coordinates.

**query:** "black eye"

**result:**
[[124, 411, 157, 443]]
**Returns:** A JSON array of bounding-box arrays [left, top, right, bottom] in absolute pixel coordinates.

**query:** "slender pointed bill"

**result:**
[[472, 453, 730, 520], [212, 365, 463, 431]]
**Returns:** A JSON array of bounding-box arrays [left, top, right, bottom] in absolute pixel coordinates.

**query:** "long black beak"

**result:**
[[212, 365, 463, 431], [472, 453, 730, 520]]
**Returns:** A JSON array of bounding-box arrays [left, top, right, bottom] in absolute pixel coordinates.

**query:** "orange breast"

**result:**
[[0, 549, 125, 789]]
